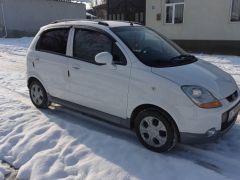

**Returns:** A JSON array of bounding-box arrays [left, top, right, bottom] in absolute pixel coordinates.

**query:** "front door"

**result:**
[[68, 28, 131, 119]]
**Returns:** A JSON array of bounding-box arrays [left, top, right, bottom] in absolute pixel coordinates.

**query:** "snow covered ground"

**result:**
[[0, 38, 240, 180]]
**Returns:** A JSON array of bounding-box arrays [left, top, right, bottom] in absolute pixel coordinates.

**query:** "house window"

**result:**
[[140, 12, 144, 23], [231, 0, 240, 21], [121, 13, 125, 20], [117, 14, 121, 20], [165, 0, 184, 24], [135, 13, 139, 22]]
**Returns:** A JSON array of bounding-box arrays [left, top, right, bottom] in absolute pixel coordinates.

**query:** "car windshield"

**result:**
[[111, 26, 197, 67]]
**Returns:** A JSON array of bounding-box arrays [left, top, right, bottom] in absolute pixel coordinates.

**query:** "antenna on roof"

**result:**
[[129, 21, 143, 26], [98, 21, 109, 26]]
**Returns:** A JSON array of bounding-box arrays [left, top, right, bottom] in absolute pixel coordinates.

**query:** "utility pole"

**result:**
[[0, 0, 7, 38], [107, 0, 109, 20]]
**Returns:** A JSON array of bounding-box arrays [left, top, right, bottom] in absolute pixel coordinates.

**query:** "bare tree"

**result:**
[[93, 0, 106, 6]]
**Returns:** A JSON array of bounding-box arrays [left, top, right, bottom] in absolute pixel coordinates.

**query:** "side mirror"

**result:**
[[95, 52, 113, 66]]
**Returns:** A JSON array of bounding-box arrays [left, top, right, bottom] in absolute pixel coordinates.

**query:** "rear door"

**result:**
[[67, 27, 131, 119], [33, 27, 71, 99]]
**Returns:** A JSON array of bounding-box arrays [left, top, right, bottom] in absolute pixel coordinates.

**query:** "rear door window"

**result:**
[[36, 28, 70, 55]]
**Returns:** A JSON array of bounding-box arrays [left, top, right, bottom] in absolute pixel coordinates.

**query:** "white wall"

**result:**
[[2, 0, 86, 36], [146, 0, 240, 40]]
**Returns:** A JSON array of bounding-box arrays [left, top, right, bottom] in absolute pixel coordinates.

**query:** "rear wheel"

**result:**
[[135, 109, 176, 152], [29, 80, 49, 108]]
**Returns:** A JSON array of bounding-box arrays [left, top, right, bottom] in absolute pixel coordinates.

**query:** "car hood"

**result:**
[[151, 59, 237, 99]]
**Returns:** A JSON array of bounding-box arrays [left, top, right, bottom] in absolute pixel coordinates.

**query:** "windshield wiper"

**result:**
[[170, 54, 197, 62]]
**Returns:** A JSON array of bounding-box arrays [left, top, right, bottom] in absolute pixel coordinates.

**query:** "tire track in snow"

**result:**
[[0, 84, 139, 180], [0, 160, 18, 180]]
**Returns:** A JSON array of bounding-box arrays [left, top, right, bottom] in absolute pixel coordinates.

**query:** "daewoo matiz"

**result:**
[[27, 20, 240, 152]]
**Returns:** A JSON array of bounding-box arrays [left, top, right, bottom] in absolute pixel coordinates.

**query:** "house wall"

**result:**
[[146, 0, 240, 41], [1, 0, 86, 37]]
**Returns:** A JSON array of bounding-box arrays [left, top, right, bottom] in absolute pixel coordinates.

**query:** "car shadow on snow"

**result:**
[[48, 104, 138, 145], [37, 104, 240, 179]]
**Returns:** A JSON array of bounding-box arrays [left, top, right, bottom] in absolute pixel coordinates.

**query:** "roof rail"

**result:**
[[51, 19, 109, 27], [50, 19, 141, 27], [51, 19, 94, 24]]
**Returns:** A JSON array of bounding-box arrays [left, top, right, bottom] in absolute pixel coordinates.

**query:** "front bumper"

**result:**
[[180, 101, 239, 144]]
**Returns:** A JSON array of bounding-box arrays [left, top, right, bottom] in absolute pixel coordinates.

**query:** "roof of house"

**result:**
[[92, 3, 107, 10], [86, 13, 96, 18]]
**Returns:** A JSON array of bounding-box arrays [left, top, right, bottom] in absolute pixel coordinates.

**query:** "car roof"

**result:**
[[42, 20, 142, 30]]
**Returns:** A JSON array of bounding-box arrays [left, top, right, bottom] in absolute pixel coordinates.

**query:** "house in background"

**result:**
[[91, 0, 146, 24], [146, 0, 240, 55], [107, 0, 146, 24], [0, 0, 86, 37], [86, 12, 97, 19], [90, 3, 107, 20]]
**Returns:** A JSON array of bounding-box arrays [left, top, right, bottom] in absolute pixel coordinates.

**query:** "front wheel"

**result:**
[[29, 80, 49, 108], [135, 109, 176, 152]]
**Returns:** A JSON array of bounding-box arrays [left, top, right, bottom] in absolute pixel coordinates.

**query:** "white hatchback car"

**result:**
[[27, 20, 240, 152]]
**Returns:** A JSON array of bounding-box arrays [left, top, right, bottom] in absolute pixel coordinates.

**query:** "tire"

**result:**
[[135, 108, 176, 152], [29, 80, 49, 109]]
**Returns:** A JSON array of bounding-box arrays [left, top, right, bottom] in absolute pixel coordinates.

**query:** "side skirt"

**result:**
[[50, 96, 131, 129]]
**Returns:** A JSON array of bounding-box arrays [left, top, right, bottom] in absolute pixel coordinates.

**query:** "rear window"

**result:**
[[36, 28, 69, 55]]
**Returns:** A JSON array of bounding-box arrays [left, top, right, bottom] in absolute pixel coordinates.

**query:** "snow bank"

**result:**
[[0, 38, 33, 48], [0, 38, 240, 179], [0, 161, 10, 180], [0, 172, 4, 180]]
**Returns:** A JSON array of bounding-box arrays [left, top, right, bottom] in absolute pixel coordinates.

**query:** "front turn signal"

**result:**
[[198, 101, 222, 109]]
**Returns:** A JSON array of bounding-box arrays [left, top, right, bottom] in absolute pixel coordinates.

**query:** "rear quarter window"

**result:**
[[36, 28, 70, 55]]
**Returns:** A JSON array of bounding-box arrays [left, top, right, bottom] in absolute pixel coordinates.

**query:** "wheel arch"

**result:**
[[130, 104, 180, 140], [27, 76, 45, 90], [28, 76, 51, 108]]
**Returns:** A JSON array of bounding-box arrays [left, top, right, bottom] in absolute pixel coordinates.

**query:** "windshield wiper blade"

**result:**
[[170, 54, 197, 61]]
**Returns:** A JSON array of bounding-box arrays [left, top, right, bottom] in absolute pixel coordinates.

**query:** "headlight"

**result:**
[[181, 86, 222, 109]]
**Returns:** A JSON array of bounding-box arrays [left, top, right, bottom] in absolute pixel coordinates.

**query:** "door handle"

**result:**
[[35, 57, 40, 61]]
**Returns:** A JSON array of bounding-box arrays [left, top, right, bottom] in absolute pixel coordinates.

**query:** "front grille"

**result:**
[[221, 114, 237, 131], [221, 101, 240, 131], [226, 91, 238, 103]]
